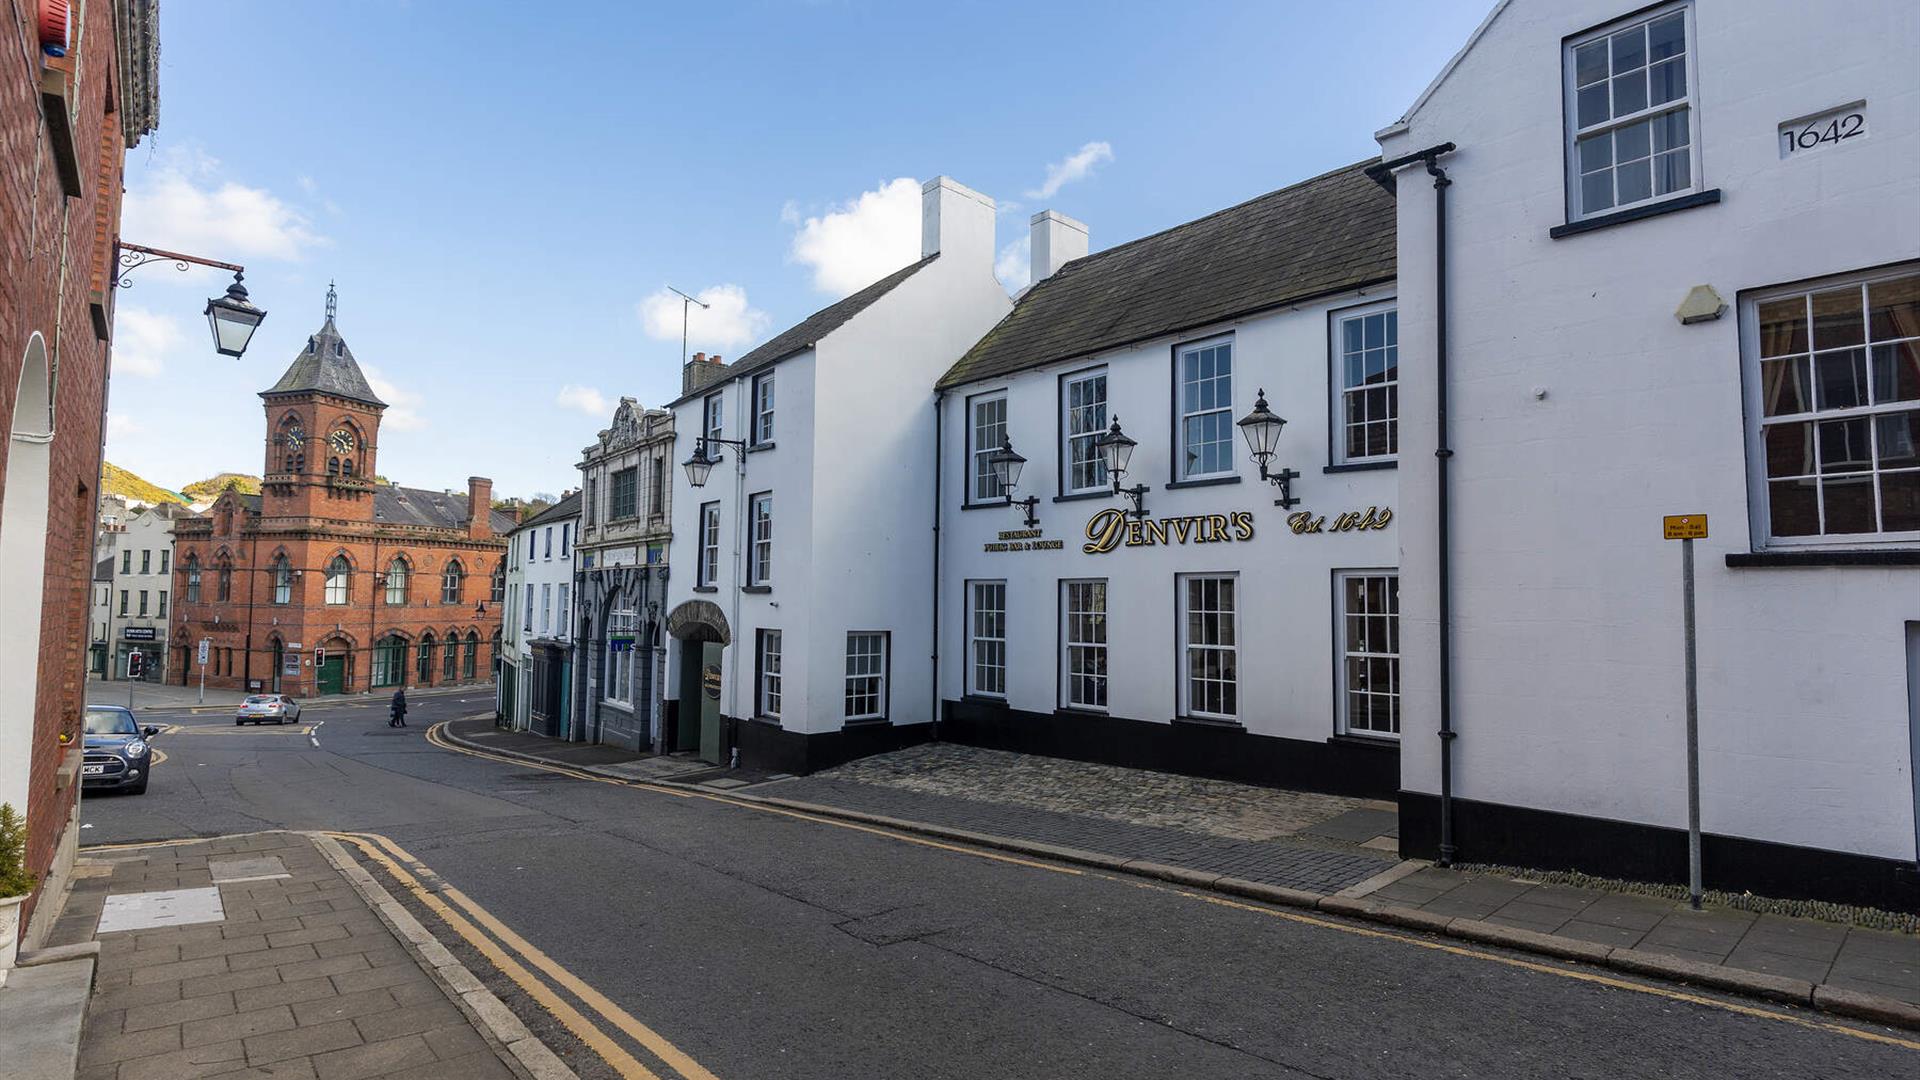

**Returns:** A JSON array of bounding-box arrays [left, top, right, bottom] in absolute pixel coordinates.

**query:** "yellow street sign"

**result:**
[[1663, 514, 1708, 540]]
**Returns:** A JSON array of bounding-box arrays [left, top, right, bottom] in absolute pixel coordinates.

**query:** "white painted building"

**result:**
[[661, 177, 1011, 770], [574, 397, 675, 752], [1378, 0, 1920, 908], [500, 493, 580, 737], [935, 168, 1403, 796], [100, 504, 186, 681]]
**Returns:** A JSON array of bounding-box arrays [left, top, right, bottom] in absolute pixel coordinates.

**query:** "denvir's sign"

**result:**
[[1083, 508, 1256, 554]]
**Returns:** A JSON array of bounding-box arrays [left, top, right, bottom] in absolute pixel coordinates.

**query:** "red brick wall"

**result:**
[[2, 0, 129, 932]]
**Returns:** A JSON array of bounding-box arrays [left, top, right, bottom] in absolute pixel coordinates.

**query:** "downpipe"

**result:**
[[1368, 141, 1459, 867], [930, 391, 945, 739]]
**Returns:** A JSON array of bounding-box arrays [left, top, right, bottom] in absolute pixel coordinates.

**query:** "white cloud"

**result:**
[[788, 178, 921, 296], [107, 413, 143, 437], [995, 236, 1031, 293], [122, 148, 324, 263], [112, 307, 187, 378], [555, 384, 611, 417], [636, 284, 769, 350], [1027, 141, 1114, 200], [361, 364, 426, 431]]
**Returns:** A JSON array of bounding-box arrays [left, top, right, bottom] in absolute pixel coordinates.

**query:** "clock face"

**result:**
[[330, 430, 355, 454], [284, 427, 304, 450]]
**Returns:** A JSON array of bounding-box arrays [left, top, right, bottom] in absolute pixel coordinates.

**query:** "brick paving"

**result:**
[[763, 771, 1397, 896], [1375, 866, 1920, 1005], [51, 832, 519, 1080]]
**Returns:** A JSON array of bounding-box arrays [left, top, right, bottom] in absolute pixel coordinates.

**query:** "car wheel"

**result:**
[[130, 776, 149, 795], [236, 718, 245, 726]]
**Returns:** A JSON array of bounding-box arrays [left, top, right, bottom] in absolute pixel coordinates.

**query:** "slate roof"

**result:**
[[237, 494, 262, 512], [261, 317, 386, 407], [937, 162, 1394, 390], [95, 556, 114, 582], [373, 485, 517, 533], [512, 491, 582, 533], [669, 255, 938, 407]]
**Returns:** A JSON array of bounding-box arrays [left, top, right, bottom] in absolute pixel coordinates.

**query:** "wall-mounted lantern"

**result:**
[[1093, 418, 1150, 519], [985, 437, 1040, 528], [1237, 389, 1300, 509]]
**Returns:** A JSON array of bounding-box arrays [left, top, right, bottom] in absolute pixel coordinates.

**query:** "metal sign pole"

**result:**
[[1682, 534, 1702, 910]]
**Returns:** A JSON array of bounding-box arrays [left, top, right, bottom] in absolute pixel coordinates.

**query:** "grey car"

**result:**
[[83, 705, 158, 795], [236, 694, 302, 725]]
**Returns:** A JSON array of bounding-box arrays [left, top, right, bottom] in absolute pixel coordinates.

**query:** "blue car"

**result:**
[[83, 705, 158, 795]]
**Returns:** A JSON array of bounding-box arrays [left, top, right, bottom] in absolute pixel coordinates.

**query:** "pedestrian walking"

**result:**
[[390, 687, 408, 728]]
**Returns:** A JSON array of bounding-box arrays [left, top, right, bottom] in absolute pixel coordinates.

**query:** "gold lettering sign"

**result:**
[[1285, 506, 1393, 535], [1083, 508, 1256, 554], [984, 528, 1064, 553]]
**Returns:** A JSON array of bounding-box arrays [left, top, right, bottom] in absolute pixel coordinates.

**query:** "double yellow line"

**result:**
[[330, 829, 723, 1080]]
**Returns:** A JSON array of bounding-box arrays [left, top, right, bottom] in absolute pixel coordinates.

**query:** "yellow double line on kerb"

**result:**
[[329, 829, 722, 1080]]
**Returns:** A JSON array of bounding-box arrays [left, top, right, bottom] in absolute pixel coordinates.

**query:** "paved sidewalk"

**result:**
[[48, 832, 540, 1080], [443, 718, 708, 781], [1369, 865, 1920, 1004]]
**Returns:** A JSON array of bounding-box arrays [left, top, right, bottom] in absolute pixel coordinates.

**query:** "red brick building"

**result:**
[[1, 1, 160, 949], [171, 301, 510, 696]]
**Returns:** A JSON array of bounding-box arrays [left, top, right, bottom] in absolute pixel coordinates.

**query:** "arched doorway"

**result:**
[[0, 334, 54, 815], [666, 600, 730, 764], [317, 636, 353, 695]]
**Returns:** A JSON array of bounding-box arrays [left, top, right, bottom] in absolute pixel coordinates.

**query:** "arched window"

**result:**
[[417, 634, 435, 683], [385, 556, 409, 605], [217, 556, 234, 601], [271, 555, 293, 605], [463, 631, 479, 680], [342, 458, 355, 477], [442, 631, 459, 680], [276, 415, 305, 473], [442, 560, 464, 605], [327, 457, 340, 476], [324, 555, 351, 605], [490, 561, 506, 604], [372, 634, 407, 687], [184, 556, 201, 603]]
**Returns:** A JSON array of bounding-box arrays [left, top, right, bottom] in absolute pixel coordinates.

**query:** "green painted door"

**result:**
[[698, 641, 724, 765], [674, 646, 702, 754], [317, 655, 346, 695]]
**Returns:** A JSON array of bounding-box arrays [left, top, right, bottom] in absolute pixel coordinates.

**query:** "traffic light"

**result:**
[[127, 651, 144, 680]]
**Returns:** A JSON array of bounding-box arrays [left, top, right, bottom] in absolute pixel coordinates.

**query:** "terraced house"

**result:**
[[170, 295, 512, 696]]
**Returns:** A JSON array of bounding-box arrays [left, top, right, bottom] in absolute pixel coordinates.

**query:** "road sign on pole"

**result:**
[[198, 637, 211, 705], [1664, 514, 1707, 910]]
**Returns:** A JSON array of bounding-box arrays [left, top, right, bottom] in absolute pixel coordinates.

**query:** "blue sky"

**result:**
[[107, 0, 1491, 499]]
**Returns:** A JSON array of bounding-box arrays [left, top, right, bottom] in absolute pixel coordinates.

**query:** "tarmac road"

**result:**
[[79, 692, 1919, 1079]]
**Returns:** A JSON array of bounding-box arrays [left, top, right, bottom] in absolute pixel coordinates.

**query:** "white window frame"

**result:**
[[385, 559, 408, 605], [524, 584, 535, 633], [844, 631, 888, 721], [540, 584, 552, 637], [966, 580, 1006, 698], [1177, 337, 1235, 480], [969, 391, 1008, 503], [1742, 263, 1920, 548], [1061, 368, 1108, 494], [557, 584, 571, 641], [324, 556, 350, 605], [752, 373, 775, 446], [748, 493, 773, 586], [704, 391, 725, 446], [757, 629, 783, 719], [1331, 299, 1399, 465], [1335, 570, 1400, 739], [698, 502, 721, 586], [1563, 2, 1702, 223], [1060, 579, 1108, 712], [1177, 573, 1238, 721]]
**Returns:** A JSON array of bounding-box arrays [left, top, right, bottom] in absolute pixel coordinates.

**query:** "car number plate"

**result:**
[[82, 764, 106, 775]]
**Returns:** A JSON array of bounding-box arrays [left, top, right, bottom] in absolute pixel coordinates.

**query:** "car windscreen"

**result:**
[[84, 708, 140, 735], [244, 696, 276, 704]]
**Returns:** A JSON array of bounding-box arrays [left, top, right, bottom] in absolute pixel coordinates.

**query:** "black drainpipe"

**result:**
[[930, 390, 946, 739], [1367, 141, 1458, 867]]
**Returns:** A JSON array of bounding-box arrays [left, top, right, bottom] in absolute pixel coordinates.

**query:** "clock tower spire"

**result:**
[[259, 285, 387, 523]]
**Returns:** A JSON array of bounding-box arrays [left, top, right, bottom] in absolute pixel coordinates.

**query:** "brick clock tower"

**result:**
[[172, 288, 509, 697]]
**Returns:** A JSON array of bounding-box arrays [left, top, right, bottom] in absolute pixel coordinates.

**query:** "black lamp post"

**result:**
[[1237, 388, 1300, 508], [1092, 417, 1150, 519], [115, 243, 267, 358], [682, 436, 748, 488], [985, 437, 1040, 528]]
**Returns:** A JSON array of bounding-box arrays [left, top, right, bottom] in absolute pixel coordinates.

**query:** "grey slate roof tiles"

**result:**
[[512, 491, 582, 533], [670, 255, 939, 407], [936, 161, 1394, 390], [372, 485, 515, 533], [260, 317, 386, 407]]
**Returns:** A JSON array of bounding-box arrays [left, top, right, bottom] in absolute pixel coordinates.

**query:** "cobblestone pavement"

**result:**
[[762, 771, 1397, 895], [798, 743, 1389, 842], [53, 832, 522, 1080]]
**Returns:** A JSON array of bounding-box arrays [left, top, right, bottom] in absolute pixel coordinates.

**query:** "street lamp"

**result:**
[[682, 436, 747, 488], [985, 437, 1040, 528], [1237, 389, 1300, 508], [1092, 417, 1151, 519], [116, 243, 268, 358]]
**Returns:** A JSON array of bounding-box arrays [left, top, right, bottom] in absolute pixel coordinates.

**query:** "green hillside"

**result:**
[[180, 473, 262, 502], [100, 462, 187, 507]]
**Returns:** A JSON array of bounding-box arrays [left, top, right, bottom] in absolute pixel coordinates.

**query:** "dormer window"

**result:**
[[334, 342, 344, 357]]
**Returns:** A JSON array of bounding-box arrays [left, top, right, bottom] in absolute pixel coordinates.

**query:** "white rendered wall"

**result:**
[[938, 297, 1400, 740], [1382, 0, 1920, 860]]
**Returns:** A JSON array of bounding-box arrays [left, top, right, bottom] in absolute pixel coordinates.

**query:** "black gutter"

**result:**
[[1367, 141, 1459, 867], [930, 390, 945, 738]]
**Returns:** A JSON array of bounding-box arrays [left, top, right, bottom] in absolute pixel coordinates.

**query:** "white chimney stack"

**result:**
[[1030, 210, 1089, 285], [921, 176, 996, 267]]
